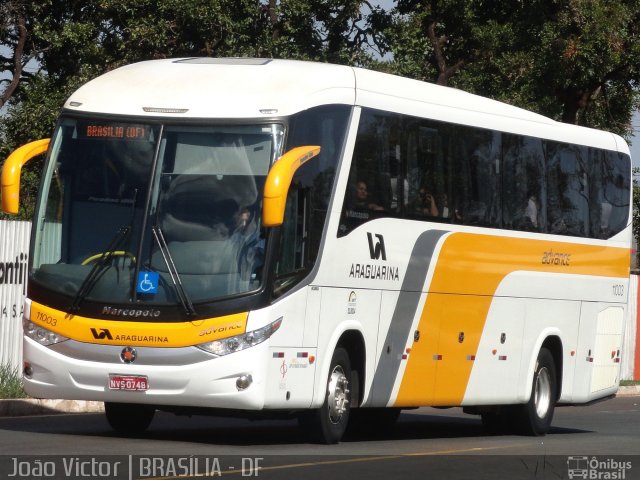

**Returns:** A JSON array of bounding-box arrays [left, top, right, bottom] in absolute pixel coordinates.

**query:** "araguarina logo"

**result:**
[[367, 232, 386, 260]]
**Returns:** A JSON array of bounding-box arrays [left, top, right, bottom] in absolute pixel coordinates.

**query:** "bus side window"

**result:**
[[452, 126, 501, 228], [546, 142, 589, 237], [589, 149, 630, 239], [338, 109, 401, 236], [405, 121, 452, 222], [273, 184, 307, 296], [502, 134, 545, 232]]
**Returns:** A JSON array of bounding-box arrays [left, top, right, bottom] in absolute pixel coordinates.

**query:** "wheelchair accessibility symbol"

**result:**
[[137, 271, 159, 294]]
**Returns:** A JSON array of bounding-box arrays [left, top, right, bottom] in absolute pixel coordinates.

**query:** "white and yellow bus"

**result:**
[[2, 58, 631, 443]]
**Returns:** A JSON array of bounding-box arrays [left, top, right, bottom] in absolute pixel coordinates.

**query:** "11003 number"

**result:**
[[612, 284, 625, 297]]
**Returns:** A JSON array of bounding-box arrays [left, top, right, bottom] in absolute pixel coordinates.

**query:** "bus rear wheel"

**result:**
[[513, 347, 557, 436], [105, 402, 155, 434], [299, 347, 352, 444]]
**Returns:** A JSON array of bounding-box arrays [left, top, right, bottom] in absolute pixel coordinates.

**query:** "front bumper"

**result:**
[[23, 336, 269, 410]]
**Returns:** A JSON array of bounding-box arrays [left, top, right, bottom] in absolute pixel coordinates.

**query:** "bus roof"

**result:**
[[65, 58, 356, 119], [64, 58, 627, 154]]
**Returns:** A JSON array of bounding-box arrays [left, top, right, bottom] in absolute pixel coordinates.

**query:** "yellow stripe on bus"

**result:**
[[29, 301, 248, 348], [394, 232, 629, 407]]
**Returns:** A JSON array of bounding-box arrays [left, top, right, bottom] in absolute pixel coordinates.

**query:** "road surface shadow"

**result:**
[[0, 409, 591, 446]]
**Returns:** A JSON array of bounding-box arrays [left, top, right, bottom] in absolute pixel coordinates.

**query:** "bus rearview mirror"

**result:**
[[2, 138, 50, 214], [262, 145, 321, 227]]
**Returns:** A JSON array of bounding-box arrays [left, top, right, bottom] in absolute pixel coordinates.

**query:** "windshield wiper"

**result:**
[[68, 189, 139, 314], [68, 225, 131, 313], [151, 225, 197, 317]]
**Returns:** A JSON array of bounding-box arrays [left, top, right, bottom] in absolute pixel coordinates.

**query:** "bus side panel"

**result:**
[[310, 287, 380, 409], [460, 297, 525, 405], [389, 233, 628, 408], [571, 302, 625, 403], [261, 287, 318, 409], [371, 290, 433, 407], [519, 301, 579, 403]]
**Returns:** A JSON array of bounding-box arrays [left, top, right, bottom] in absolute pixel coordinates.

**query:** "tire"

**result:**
[[513, 348, 557, 436], [104, 402, 155, 434], [299, 347, 352, 444]]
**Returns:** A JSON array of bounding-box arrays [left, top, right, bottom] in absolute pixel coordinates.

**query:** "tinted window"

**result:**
[[546, 142, 589, 236], [274, 105, 350, 292], [339, 110, 402, 236], [405, 119, 455, 222], [337, 108, 629, 240], [589, 149, 630, 238], [502, 135, 546, 232], [452, 127, 501, 227]]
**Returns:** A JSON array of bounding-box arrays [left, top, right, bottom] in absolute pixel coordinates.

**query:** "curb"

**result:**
[[0, 386, 638, 417], [0, 399, 104, 417], [616, 385, 640, 396]]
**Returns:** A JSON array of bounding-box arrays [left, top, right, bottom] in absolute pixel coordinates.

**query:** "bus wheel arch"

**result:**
[[335, 329, 366, 408], [300, 329, 365, 443], [515, 343, 560, 436], [540, 335, 563, 403]]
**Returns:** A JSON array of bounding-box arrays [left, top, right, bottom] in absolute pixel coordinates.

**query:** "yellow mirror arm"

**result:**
[[262, 146, 321, 227], [2, 139, 51, 214]]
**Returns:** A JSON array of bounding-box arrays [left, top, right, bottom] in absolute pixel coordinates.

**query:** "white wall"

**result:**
[[622, 274, 638, 381], [0, 220, 30, 371]]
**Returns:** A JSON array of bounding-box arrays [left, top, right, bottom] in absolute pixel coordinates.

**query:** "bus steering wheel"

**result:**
[[81, 251, 137, 265]]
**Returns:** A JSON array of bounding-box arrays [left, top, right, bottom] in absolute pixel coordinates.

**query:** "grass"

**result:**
[[620, 380, 640, 386], [0, 364, 27, 398]]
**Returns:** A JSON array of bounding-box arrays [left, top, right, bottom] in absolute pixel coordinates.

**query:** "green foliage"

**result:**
[[633, 171, 640, 269], [1, 0, 379, 220], [2, 0, 640, 224], [385, 0, 640, 138], [0, 364, 27, 399], [0, 74, 86, 220]]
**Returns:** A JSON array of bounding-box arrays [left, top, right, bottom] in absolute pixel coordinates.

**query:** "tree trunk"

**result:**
[[0, 12, 27, 109]]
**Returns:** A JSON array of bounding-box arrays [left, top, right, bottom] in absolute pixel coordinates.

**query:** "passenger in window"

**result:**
[[524, 192, 539, 228], [339, 180, 384, 234], [352, 180, 384, 211], [439, 193, 461, 221], [231, 207, 263, 285], [411, 187, 439, 217]]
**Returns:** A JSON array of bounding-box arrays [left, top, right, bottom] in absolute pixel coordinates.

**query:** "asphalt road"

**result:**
[[0, 396, 638, 479]]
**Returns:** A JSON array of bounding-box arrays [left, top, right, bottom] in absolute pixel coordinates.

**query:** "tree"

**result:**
[[384, 0, 640, 137], [633, 168, 640, 270], [1, 1, 31, 110], [0, 0, 380, 219], [2, 0, 640, 221]]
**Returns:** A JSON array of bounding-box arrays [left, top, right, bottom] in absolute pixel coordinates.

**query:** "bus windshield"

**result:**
[[32, 118, 284, 308]]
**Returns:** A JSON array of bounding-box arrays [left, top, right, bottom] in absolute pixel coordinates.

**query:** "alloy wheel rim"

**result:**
[[327, 365, 350, 424], [534, 366, 551, 418]]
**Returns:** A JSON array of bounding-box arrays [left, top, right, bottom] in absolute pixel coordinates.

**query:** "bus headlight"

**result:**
[[196, 317, 282, 356], [23, 319, 69, 346]]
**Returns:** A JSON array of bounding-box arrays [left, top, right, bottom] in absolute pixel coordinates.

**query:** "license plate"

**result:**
[[108, 374, 149, 391]]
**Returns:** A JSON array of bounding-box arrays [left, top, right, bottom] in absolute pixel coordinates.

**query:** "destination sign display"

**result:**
[[78, 122, 151, 141]]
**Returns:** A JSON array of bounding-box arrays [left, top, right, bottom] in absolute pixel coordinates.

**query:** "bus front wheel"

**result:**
[[105, 402, 155, 434], [299, 347, 352, 444], [514, 347, 557, 436]]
